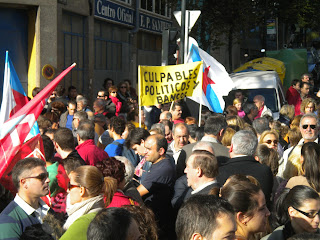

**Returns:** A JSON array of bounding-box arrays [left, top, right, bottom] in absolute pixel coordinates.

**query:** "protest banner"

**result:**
[[138, 61, 203, 106]]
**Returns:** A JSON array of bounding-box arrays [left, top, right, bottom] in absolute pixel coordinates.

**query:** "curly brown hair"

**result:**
[[95, 157, 126, 185]]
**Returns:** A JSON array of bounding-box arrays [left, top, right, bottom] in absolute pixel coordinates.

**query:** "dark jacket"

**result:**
[[217, 156, 274, 205]]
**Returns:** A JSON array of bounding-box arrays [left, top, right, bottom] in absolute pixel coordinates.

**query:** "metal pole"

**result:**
[[276, 17, 279, 50], [180, 0, 186, 64]]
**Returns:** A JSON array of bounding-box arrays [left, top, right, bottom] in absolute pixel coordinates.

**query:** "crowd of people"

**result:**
[[0, 74, 320, 240]]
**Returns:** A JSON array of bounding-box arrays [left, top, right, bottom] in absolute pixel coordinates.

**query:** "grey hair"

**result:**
[[114, 156, 134, 184], [150, 123, 165, 135], [192, 141, 215, 155], [76, 96, 88, 106], [231, 130, 258, 156], [74, 111, 88, 121], [161, 111, 172, 120], [300, 113, 319, 127], [254, 95, 265, 102], [252, 117, 270, 135]]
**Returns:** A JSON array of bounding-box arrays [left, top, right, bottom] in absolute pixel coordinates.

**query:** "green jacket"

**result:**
[[60, 212, 97, 240]]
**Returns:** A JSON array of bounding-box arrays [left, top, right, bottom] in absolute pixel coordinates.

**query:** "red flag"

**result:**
[[0, 63, 76, 179], [0, 134, 44, 193]]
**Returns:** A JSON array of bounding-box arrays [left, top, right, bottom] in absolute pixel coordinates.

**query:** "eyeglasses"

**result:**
[[264, 140, 278, 144], [292, 206, 320, 219], [68, 182, 81, 190], [97, 95, 105, 98], [23, 172, 49, 182], [120, 86, 126, 89], [72, 118, 78, 121], [302, 124, 317, 129]]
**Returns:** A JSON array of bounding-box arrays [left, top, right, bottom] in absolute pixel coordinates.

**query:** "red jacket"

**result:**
[[286, 86, 300, 105], [75, 139, 109, 166], [107, 191, 138, 208]]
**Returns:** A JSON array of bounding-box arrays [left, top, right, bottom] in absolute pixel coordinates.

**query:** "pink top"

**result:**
[[237, 110, 245, 118]]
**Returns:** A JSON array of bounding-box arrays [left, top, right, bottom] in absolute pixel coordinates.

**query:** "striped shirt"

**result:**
[[0, 195, 50, 240]]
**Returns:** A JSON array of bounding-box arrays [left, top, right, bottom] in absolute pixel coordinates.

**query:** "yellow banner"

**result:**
[[138, 61, 203, 106]]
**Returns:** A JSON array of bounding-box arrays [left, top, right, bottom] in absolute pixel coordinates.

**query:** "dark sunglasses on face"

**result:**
[[302, 124, 316, 129], [292, 206, 320, 219], [264, 140, 278, 144], [120, 86, 126, 88], [23, 172, 49, 182], [97, 95, 105, 98], [68, 182, 81, 190]]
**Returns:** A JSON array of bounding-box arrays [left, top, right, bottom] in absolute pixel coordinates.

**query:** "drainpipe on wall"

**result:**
[[129, 0, 140, 88], [130, 0, 140, 34]]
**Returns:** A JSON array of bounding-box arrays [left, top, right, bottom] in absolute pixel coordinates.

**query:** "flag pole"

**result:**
[[198, 103, 202, 127], [138, 66, 141, 128], [169, 101, 174, 111]]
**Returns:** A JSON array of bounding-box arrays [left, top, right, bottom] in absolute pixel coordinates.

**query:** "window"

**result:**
[[62, 12, 86, 93], [94, 20, 129, 71], [140, 0, 171, 17], [116, 0, 131, 4]]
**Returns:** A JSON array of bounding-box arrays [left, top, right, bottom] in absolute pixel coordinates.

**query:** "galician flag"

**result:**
[[187, 44, 234, 113], [0, 62, 76, 181], [0, 51, 40, 140]]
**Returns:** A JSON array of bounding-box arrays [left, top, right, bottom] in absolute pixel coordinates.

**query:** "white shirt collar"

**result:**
[[191, 180, 217, 195], [14, 194, 50, 222]]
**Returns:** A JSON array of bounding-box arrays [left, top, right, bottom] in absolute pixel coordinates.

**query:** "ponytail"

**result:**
[[103, 176, 117, 207]]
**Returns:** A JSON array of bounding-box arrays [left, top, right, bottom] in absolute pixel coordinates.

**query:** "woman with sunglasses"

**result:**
[[259, 130, 280, 151], [117, 81, 132, 115], [61, 165, 116, 237], [286, 142, 320, 192], [105, 85, 122, 117], [220, 179, 270, 240], [264, 185, 320, 239]]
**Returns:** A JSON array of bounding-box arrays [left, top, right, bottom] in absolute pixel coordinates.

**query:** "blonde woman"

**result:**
[[300, 98, 317, 115], [259, 130, 279, 150], [226, 115, 245, 130], [282, 145, 303, 180], [233, 98, 245, 118]]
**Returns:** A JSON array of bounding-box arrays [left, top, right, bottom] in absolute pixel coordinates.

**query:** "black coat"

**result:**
[[217, 156, 274, 205]]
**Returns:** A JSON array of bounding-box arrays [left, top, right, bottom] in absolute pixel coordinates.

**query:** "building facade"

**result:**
[[0, 0, 173, 101]]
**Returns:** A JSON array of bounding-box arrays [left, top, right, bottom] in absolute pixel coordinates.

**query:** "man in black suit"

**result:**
[[184, 150, 219, 200], [217, 130, 273, 204]]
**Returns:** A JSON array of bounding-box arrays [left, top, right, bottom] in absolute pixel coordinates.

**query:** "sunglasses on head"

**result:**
[[292, 206, 320, 219], [24, 172, 49, 182], [264, 140, 278, 144], [302, 124, 316, 129]]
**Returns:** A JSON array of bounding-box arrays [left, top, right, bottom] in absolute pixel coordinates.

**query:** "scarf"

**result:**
[[63, 195, 104, 229]]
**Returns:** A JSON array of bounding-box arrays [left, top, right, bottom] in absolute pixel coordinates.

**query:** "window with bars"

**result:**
[[140, 0, 171, 17]]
